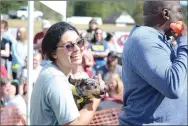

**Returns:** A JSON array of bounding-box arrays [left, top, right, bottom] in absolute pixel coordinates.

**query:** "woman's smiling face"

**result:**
[[55, 30, 84, 69]]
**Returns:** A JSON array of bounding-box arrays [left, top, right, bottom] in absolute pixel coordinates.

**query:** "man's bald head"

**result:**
[[143, 1, 183, 36], [143, 1, 179, 16], [143, 1, 181, 25]]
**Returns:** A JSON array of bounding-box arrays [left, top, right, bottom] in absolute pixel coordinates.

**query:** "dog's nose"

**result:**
[[100, 91, 106, 95], [100, 91, 104, 95]]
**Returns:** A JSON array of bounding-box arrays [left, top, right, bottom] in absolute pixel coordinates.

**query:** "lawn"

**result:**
[[7, 19, 133, 34]]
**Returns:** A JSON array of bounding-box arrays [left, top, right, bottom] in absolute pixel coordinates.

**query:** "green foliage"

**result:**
[[67, 1, 75, 17], [0, 1, 27, 14], [73, 1, 103, 17], [1, 0, 187, 25], [132, 1, 143, 25], [72, 0, 137, 19]]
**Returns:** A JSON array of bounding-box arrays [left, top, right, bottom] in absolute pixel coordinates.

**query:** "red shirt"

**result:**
[[0, 65, 7, 78], [33, 32, 44, 44]]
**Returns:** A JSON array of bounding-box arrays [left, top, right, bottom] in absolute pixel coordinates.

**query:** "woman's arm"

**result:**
[[64, 98, 100, 125], [91, 50, 109, 58], [1, 43, 10, 57], [19, 114, 26, 125]]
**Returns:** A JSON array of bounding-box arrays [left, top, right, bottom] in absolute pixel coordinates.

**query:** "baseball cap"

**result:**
[[108, 51, 118, 57], [42, 20, 51, 29]]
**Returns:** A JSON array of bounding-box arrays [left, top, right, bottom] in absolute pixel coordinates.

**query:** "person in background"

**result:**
[[97, 51, 122, 79], [105, 32, 117, 52], [17, 51, 42, 100], [119, 1, 187, 125], [0, 20, 15, 44], [1, 21, 11, 69], [1, 20, 18, 78], [33, 20, 51, 51], [0, 76, 10, 107], [0, 80, 26, 125], [0, 64, 8, 78], [81, 32, 95, 78], [71, 64, 89, 79], [85, 19, 98, 42], [104, 73, 123, 102], [33, 51, 43, 83], [30, 22, 103, 125], [11, 27, 28, 79], [89, 28, 109, 75]]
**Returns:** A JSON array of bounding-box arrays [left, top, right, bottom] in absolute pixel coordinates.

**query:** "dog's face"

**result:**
[[69, 77, 106, 98]]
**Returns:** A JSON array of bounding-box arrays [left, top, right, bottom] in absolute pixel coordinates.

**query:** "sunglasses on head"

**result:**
[[57, 38, 84, 52]]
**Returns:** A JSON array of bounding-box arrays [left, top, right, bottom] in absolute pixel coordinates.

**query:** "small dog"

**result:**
[[69, 76, 106, 110]]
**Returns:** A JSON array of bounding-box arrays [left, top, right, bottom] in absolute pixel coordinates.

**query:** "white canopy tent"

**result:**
[[27, 1, 67, 125], [39, 1, 67, 21]]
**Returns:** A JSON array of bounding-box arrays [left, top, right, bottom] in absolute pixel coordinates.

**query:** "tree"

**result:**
[[132, 1, 143, 25], [0, 1, 27, 14], [73, 1, 103, 17]]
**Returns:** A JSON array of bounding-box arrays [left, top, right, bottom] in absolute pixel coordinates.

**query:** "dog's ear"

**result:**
[[68, 76, 82, 86]]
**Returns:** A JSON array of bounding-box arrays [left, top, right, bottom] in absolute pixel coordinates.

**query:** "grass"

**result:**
[[7, 19, 133, 34]]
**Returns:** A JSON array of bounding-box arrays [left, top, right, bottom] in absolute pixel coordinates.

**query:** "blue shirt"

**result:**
[[119, 25, 187, 125], [11, 41, 27, 72], [96, 64, 122, 80], [30, 63, 80, 125]]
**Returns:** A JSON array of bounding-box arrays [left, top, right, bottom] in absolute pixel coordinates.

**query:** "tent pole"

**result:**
[[27, 1, 34, 125]]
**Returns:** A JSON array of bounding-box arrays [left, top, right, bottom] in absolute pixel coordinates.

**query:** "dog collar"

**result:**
[[72, 85, 84, 104], [76, 86, 83, 96]]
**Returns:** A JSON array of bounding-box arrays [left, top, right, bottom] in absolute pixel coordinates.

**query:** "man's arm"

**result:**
[[133, 35, 187, 99]]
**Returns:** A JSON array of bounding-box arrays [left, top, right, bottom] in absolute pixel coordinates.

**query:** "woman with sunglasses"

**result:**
[[30, 22, 102, 125]]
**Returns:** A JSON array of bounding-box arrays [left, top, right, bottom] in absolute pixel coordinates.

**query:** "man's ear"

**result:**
[[162, 9, 170, 20]]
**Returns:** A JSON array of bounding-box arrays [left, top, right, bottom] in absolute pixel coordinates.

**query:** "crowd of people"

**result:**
[[0, 1, 187, 125], [0, 15, 123, 125]]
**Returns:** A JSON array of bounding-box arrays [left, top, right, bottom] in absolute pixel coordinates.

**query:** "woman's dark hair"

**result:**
[[41, 21, 79, 61], [105, 32, 113, 41], [91, 28, 103, 43]]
